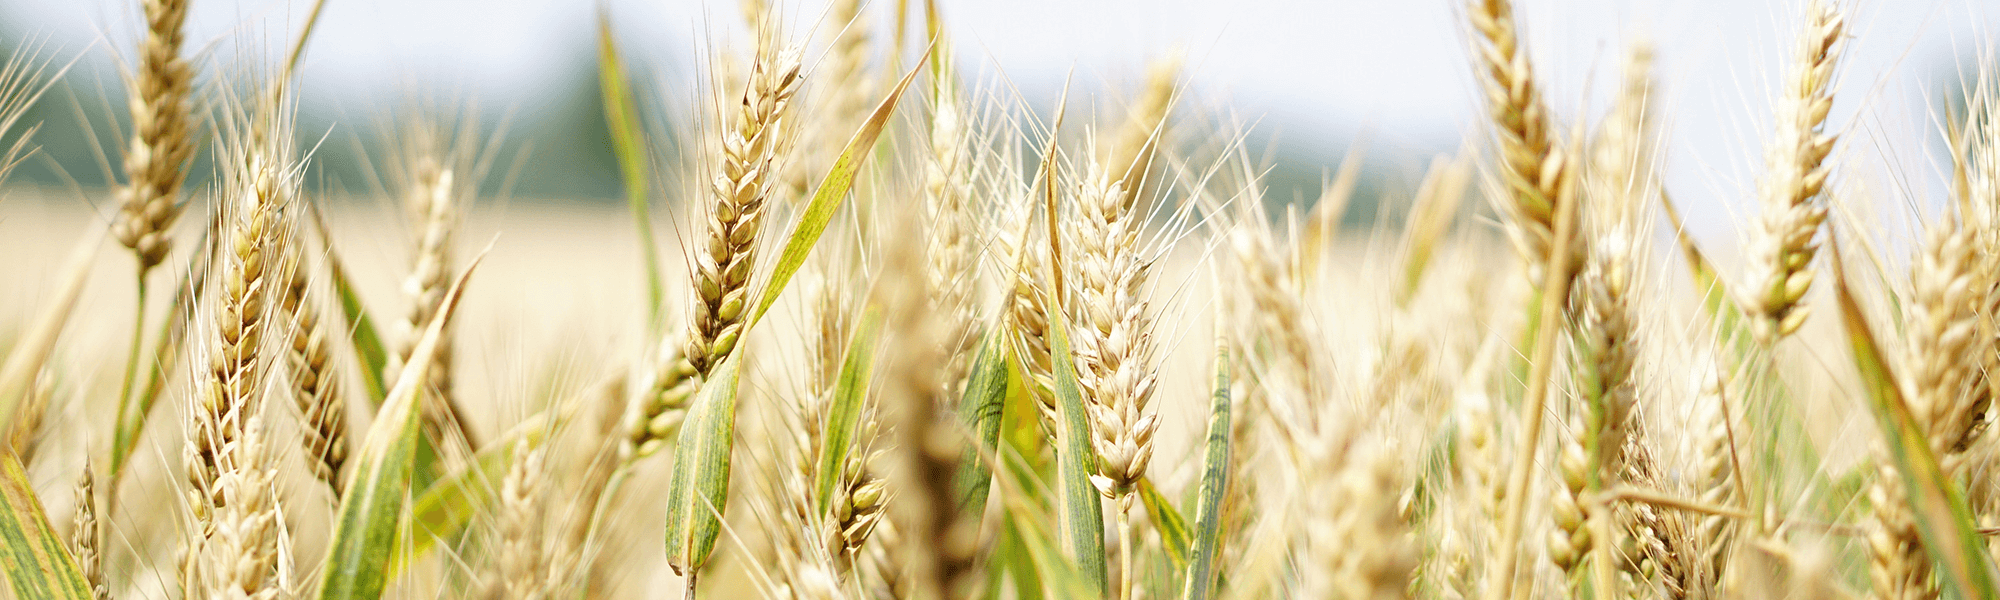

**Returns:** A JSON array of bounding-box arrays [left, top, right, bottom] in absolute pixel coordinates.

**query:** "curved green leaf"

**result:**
[[1180, 348, 1232, 600], [749, 49, 932, 327], [316, 251, 484, 600], [597, 8, 665, 333], [814, 310, 884, 516], [662, 352, 742, 574], [0, 453, 91, 600], [1139, 478, 1188, 572], [954, 330, 1011, 514]]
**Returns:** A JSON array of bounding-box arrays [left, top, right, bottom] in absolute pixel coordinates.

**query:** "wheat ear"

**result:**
[[112, 0, 196, 273], [787, 0, 874, 203], [881, 214, 979, 600], [1553, 41, 1657, 593], [1741, 0, 1847, 342], [925, 65, 980, 393], [686, 43, 803, 375], [1301, 442, 1419, 600], [183, 98, 296, 598], [486, 439, 550, 600], [390, 156, 481, 453], [280, 245, 347, 495], [72, 462, 108, 600], [1469, 0, 1573, 282], [1865, 214, 1986, 600]]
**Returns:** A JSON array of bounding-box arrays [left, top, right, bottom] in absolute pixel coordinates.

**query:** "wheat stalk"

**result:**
[[1741, 0, 1847, 343]]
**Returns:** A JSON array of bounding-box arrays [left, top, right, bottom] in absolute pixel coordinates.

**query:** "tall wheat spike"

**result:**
[[280, 243, 347, 495], [1468, 0, 1573, 282], [685, 41, 804, 376], [1741, 0, 1847, 342], [112, 0, 196, 273], [389, 145, 481, 454]]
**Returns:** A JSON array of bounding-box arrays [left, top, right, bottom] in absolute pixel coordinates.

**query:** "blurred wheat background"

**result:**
[[6, 0, 2000, 599]]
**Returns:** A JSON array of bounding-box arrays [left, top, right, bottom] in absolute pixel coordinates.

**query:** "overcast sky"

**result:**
[[6, 0, 2000, 241]]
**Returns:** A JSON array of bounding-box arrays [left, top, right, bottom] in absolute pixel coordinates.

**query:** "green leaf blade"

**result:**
[[749, 50, 932, 327], [954, 330, 1011, 514], [0, 453, 92, 600], [597, 8, 665, 333], [1138, 479, 1189, 573], [662, 353, 742, 574], [1180, 348, 1232, 600], [316, 252, 484, 600], [814, 310, 884, 516], [1045, 302, 1108, 594]]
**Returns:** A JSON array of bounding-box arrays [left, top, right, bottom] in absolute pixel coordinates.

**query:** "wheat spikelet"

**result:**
[[1857, 213, 1986, 600], [485, 439, 550, 600], [879, 214, 978, 600], [1000, 189, 1056, 416], [187, 119, 295, 522], [1447, 394, 1503, 597], [621, 334, 698, 460], [1553, 41, 1657, 592], [389, 151, 480, 454], [753, 353, 852, 599], [1548, 425, 1591, 580], [1866, 464, 1934, 600], [686, 42, 804, 375], [1741, 0, 1847, 342], [1106, 56, 1178, 207], [72, 462, 108, 600], [279, 246, 347, 495], [112, 0, 196, 273], [1301, 441, 1417, 600], [1065, 148, 1169, 600], [1066, 156, 1161, 496], [1468, 0, 1573, 281], [925, 65, 980, 393], [810, 275, 888, 569], [1687, 364, 1736, 594], [197, 413, 284, 600], [1904, 220, 1989, 470], [786, 0, 873, 203], [1225, 225, 1326, 449]]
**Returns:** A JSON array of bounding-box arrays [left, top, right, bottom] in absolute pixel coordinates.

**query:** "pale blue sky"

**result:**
[[6, 0, 2000, 241]]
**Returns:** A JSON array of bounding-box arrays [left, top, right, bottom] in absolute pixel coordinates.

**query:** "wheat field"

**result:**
[[1, 0, 1998, 599]]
